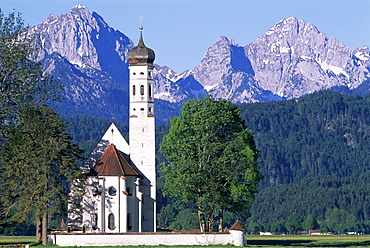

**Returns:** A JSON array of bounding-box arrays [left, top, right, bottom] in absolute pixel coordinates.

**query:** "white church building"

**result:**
[[70, 26, 156, 233]]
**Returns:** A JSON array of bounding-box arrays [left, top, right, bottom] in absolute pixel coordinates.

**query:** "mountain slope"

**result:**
[[245, 16, 370, 98], [42, 52, 129, 120], [156, 17, 370, 106], [28, 5, 133, 122], [240, 90, 370, 187], [28, 6, 370, 124], [31, 4, 133, 80]]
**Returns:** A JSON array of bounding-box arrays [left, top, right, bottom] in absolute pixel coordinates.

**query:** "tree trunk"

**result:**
[[35, 216, 42, 242], [42, 213, 48, 245], [197, 209, 206, 232], [218, 208, 223, 232], [207, 205, 214, 232]]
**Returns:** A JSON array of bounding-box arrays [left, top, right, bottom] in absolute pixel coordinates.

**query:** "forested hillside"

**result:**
[[250, 172, 370, 224], [240, 90, 370, 187], [240, 90, 370, 225]]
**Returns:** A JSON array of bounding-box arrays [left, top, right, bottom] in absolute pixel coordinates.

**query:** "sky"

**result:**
[[1, 0, 369, 73]]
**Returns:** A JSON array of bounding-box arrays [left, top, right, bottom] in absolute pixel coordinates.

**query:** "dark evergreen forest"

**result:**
[[62, 90, 370, 232], [240, 90, 370, 227], [240, 90, 370, 187]]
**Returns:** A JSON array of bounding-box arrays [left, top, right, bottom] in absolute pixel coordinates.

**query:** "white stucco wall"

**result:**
[[82, 176, 142, 233], [48, 232, 245, 247], [129, 63, 156, 232]]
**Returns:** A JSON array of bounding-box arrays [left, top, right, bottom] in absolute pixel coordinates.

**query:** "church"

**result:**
[[70, 26, 156, 233]]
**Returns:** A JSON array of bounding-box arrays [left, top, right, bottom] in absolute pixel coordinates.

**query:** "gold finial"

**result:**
[[139, 16, 144, 31]]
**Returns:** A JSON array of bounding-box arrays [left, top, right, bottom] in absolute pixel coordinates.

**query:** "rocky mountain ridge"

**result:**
[[29, 5, 132, 121], [170, 16, 370, 103], [28, 5, 370, 123], [246, 16, 370, 98]]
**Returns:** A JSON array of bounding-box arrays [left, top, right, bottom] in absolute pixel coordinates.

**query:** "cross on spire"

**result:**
[[139, 16, 144, 25]]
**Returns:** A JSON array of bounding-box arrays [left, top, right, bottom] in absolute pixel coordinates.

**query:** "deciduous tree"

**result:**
[[285, 212, 302, 234], [325, 208, 355, 234], [303, 214, 319, 231], [160, 95, 261, 232], [0, 9, 59, 140]]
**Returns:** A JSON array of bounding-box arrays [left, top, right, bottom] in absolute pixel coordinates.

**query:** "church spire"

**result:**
[[128, 24, 156, 232], [128, 26, 155, 65], [138, 26, 145, 46]]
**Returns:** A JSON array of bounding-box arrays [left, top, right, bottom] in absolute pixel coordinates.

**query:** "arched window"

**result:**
[[92, 213, 98, 230], [108, 186, 117, 196], [140, 85, 144, 95], [148, 84, 152, 97], [92, 187, 99, 196], [127, 213, 132, 230], [108, 213, 115, 230], [133, 85, 136, 96]]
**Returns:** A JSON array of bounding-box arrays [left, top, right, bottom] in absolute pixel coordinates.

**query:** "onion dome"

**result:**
[[128, 26, 155, 65]]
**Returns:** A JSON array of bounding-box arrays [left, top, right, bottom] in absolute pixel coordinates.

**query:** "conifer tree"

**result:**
[[0, 105, 83, 244], [160, 95, 261, 232]]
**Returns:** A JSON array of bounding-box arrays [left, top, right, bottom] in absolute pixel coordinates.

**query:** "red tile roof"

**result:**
[[229, 220, 245, 231], [86, 144, 139, 176]]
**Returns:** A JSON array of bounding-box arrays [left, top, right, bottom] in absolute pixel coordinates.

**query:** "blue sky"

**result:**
[[1, 0, 369, 73]]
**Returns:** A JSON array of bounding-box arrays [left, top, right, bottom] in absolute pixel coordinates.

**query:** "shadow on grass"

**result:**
[[248, 239, 313, 246], [305, 240, 370, 247]]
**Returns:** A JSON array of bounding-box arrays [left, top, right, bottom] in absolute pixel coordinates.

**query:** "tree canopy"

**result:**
[[0, 10, 82, 244], [0, 105, 83, 243], [160, 95, 261, 232], [285, 212, 302, 234], [325, 208, 355, 234], [241, 91, 370, 226], [0, 9, 59, 140]]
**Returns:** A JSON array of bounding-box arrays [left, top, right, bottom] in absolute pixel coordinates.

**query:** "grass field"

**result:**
[[0, 235, 370, 247], [246, 235, 370, 247]]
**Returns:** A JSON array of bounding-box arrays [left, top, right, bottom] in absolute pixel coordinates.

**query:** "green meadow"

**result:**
[[1, 235, 370, 247], [246, 235, 370, 247]]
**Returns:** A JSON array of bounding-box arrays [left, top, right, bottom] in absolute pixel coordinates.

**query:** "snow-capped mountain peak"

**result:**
[[28, 7, 370, 124]]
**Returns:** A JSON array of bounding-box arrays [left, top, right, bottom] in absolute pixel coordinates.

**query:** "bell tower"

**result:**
[[127, 26, 156, 232]]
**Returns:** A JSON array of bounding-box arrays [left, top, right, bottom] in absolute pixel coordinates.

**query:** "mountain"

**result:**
[[29, 5, 133, 122], [245, 17, 370, 98], [28, 6, 370, 124], [192, 36, 284, 103], [32, 4, 132, 79], [170, 17, 370, 102]]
